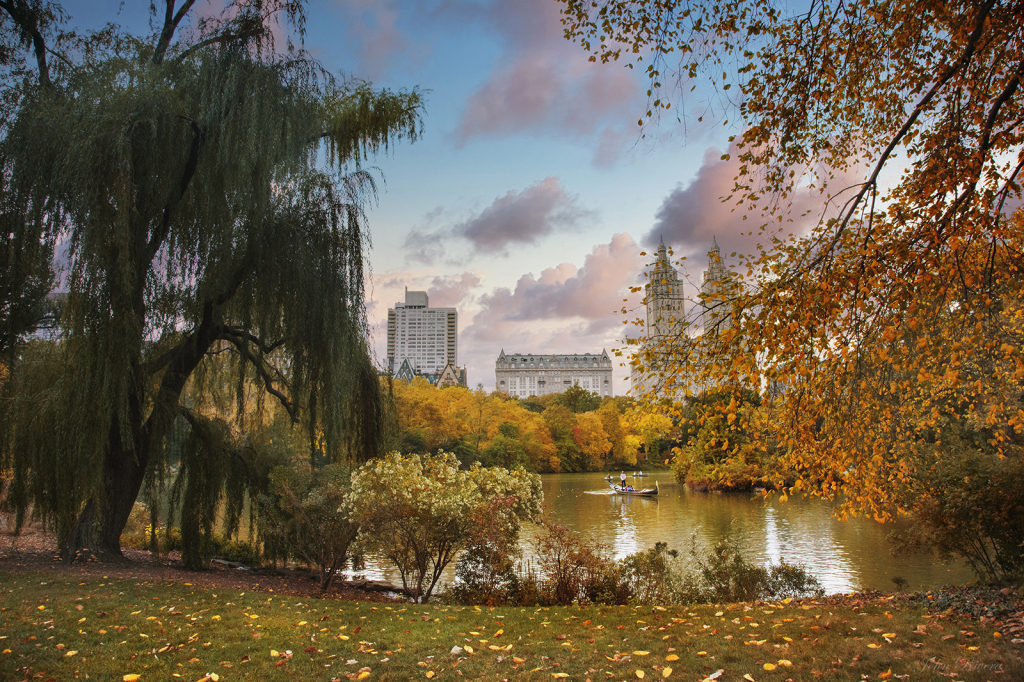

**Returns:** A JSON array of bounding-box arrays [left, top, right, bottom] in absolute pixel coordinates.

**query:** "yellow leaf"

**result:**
[[782, 637, 792, 642], [488, 645, 502, 650], [495, 629, 504, 637], [122, 676, 141, 682], [425, 672, 435, 679], [357, 672, 371, 680], [65, 650, 78, 657], [270, 650, 280, 658], [635, 672, 645, 679], [744, 676, 755, 682], [697, 651, 707, 656], [298, 621, 307, 626], [882, 633, 896, 638], [868, 643, 881, 648], [878, 669, 892, 679], [663, 667, 673, 678], [513, 657, 526, 664], [553, 674, 569, 679], [665, 654, 679, 661], [633, 650, 650, 656], [211, 615, 220, 621], [210, 675, 220, 682], [464, 645, 473, 654], [763, 663, 776, 671], [37, 605, 45, 611], [777, 659, 792, 666], [338, 635, 349, 640]]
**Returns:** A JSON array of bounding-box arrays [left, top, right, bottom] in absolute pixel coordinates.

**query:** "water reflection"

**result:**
[[357, 471, 972, 594]]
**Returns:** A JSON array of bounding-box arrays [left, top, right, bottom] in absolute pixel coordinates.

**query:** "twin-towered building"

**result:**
[[630, 237, 738, 398], [495, 350, 613, 398]]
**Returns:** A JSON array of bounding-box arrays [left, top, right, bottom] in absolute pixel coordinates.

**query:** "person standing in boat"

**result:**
[[619, 471, 626, 489]]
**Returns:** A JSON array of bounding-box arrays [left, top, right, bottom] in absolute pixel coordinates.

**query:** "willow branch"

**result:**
[[220, 332, 296, 421]]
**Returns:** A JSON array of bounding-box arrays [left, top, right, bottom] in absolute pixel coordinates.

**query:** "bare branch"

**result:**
[[0, 0, 53, 88], [153, 0, 198, 65]]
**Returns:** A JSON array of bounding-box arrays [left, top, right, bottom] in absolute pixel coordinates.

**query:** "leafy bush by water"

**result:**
[[447, 522, 824, 606]]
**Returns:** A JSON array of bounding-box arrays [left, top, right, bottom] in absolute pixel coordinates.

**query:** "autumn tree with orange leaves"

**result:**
[[561, 0, 1024, 578]]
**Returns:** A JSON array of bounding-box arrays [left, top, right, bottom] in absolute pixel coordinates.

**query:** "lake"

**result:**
[[361, 471, 973, 594]]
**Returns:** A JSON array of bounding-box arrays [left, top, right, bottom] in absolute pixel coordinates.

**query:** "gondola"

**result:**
[[609, 482, 659, 497]]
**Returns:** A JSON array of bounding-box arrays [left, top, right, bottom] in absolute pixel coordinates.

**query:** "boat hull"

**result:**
[[609, 484, 658, 497]]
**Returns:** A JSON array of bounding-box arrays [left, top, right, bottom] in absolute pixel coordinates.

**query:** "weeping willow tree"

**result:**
[[0, 0, 422, 562]]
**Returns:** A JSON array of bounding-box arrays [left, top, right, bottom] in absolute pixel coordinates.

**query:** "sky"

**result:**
[[71, 0, 827, 393]]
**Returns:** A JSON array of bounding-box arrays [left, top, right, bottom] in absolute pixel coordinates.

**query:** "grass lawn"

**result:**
[[1, 571, 1021, 681]]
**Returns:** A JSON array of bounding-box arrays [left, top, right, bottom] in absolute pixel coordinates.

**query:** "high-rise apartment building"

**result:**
[[386, 289, 458, 376], [495, 350, 613, 398]]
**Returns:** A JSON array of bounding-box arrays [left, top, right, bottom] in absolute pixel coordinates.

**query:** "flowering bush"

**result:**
[[347, 452, 542, 603]]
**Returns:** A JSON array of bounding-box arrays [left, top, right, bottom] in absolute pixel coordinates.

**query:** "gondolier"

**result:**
[[620, 471, 627, 487], [610, 481, 659, 497]]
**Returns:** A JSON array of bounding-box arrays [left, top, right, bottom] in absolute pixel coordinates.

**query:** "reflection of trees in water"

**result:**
[[540, 474, 971, 592]]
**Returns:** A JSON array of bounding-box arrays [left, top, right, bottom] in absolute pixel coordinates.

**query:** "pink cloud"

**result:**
[[332, 0, 411, 79], [403, 177, 593, 263], [451, 0, 639, 150], [646, 139, 866, 262], [464, 233, 645, 340]]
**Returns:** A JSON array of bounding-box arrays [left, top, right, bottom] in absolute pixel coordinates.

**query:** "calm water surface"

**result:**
[[361, 471, 972, 594]]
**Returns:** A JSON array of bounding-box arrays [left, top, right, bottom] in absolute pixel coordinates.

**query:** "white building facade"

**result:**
[[495, 350, 613, 398], [386, 289, 458, 376]]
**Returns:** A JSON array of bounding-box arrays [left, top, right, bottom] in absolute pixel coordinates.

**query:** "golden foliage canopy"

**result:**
[[560, 0, 1024, 518]]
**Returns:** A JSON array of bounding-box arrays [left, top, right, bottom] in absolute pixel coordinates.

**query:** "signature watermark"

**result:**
[[918, 656, 1005, 674]]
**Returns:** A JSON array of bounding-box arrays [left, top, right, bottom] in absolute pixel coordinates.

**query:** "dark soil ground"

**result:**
[[0, 525, 399, 603]]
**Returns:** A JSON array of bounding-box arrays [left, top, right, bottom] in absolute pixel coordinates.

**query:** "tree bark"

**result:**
[[58, 437, 148, 562]]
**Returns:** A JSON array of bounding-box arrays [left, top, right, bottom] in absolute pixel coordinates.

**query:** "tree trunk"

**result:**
[[58, 439, 148, 562]]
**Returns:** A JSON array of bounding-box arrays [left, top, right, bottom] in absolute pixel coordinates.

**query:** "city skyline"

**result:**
[[68, 0, 840, 391]]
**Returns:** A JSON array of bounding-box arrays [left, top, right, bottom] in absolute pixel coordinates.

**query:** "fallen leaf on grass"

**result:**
[[662, 667, 672, 678], [65, 650, 78, 657], [552, 674, 569, 679], [665, 654, 679, 661], [763, 663, 777, 671], [879, 669, 892, 679], [882, 633, 896, 638], [513, 657, 526, 664], [633, 651, 650, 656], [635, 671, 645, 679], [868, 643, 881, 648], [425, 674, 434, 680], [777, 660, 792, 667], [743, 675, 755, 682], [122, 676, 141, 682]]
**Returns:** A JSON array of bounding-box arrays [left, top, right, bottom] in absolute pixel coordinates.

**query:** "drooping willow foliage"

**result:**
[[0, 0, 423, 563]]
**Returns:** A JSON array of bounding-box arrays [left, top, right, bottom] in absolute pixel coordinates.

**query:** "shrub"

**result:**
[[531, 519, 622, 606], [258, 463, 357, 593], [618, 542, 681, 605], [676, 538, 824, 604], [891, 452, 1024, 585], [348, 452, 542, 603]]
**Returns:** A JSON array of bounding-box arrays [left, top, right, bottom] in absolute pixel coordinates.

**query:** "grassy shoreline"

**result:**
[[2, 571, 1022, 681]]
